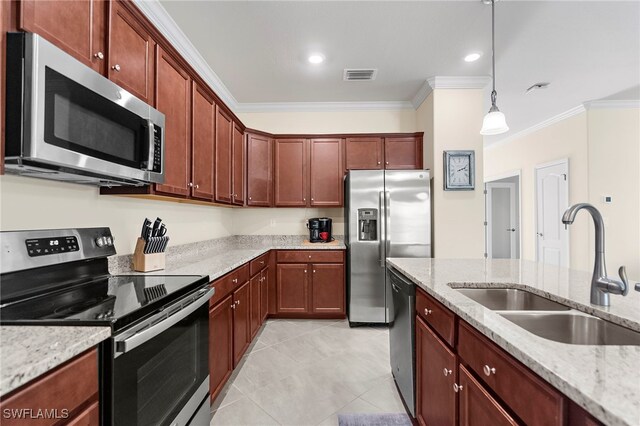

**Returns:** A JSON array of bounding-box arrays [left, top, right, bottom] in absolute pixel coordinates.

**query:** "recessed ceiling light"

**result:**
[[308, 54, 325, 64], [464, 53, 482, 63]]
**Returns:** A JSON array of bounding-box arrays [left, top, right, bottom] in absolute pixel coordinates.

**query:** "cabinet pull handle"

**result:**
[[453, 383, 463, 393], [94, 51, 104, 60], [424, 308, 432, 316], [443, 368, 452, 377], [232, 278, 238, 283], [112, 64, 121, 72], [260, 261, 265, 264], [483, 365, 496, 376]]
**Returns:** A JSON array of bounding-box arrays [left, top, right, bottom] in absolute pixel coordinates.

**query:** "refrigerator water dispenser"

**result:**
[[358, 209, 378, 241]]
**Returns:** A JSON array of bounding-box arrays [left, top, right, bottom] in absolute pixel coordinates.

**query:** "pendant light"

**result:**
[[480, 0, 509, 135]]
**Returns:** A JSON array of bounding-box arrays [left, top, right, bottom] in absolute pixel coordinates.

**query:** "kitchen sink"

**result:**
[[499, 312, 640, 346], [456, 288, 571, 311]]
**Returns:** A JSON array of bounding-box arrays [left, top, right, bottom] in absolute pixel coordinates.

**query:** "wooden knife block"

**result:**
[[132, 238, 165, 272]]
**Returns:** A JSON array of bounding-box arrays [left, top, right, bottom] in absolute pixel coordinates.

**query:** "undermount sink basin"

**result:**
[[456, 288, 570, 311], [499, 312, 640, 346]]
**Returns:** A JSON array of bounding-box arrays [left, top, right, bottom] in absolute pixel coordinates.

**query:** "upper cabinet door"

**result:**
[[191, 83, 216, 201], [345, 137, 383, 170], [274, 139, 308, 207], [20, 0, 106, 73], [232, 124, 245, 206], [384, 136, 423, 170], [309, 138, 343, 207], [108, 1, 155, 104], [154, 47, 190, 197], [247, 133, 273, 207], [215, 107, 233, 204]]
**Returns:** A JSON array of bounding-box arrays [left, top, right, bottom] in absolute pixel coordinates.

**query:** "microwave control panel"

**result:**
[[152, 127, 162, 173], [25, 236, 79, 257]]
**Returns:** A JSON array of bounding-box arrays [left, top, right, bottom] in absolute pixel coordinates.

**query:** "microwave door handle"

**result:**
[[145, 120, 155, 170], [116, 288, 213, 354]]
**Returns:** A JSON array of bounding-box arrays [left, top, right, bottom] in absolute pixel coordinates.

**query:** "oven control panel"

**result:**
[[25, 236, 79, 257]]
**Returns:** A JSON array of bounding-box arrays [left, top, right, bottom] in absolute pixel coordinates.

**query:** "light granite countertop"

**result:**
[[0, 326, 111, 397], [109, 235, 346, 280], [386, 258, 640, 426]]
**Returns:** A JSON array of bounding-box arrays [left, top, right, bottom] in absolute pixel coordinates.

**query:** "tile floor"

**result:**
[[209, 319, 408, 426]]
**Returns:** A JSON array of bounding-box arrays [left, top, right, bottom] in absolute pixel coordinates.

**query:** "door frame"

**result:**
[[484, 170, 522, 259], [485, 182, 517, 259], [534, 158, 570, 266]]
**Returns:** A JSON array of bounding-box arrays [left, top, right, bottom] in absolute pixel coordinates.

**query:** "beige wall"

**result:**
[[419, 89, 486, 258], [238, 109, 417, 134], [484, 108, 640, 279], [231, 208, 344, 236], [586, 108, 640, 279], [0, 175, 234, 254]]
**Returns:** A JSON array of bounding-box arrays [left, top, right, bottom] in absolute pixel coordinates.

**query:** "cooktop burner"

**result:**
[[0, 274, 209, 331]]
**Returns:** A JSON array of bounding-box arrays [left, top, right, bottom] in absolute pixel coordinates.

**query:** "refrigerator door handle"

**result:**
[[385, 191, 391, 260], [379, 191, 385, 267]]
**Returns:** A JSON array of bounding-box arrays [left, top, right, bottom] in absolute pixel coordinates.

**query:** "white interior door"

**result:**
[[486, 182, 517, 259], [535, 160, 569, 267]]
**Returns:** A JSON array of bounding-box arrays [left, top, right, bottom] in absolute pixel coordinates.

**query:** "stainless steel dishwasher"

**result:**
[[388, 266, 416, 417]]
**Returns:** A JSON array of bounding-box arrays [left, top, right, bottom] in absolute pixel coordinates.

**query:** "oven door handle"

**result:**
[[115, 288, 214, 355]]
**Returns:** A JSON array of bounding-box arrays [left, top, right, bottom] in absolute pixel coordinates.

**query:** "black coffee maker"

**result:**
[[307, 217, 333, 243]]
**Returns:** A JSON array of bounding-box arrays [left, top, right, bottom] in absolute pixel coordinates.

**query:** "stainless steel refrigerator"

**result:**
[[344, 170, 431, 325]]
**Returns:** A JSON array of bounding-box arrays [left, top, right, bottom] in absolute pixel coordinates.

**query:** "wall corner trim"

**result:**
[[484, 104, 587, 151]]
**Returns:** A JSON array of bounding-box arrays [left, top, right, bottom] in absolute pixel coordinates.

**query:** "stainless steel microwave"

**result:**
[[5, 33, 165, 186]]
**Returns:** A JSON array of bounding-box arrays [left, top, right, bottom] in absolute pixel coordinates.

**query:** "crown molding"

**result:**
[[584, 99, 640, 109], [412, 76, 491, 109], [235, 101, 415, 114], [133, 0, 239, 111], [485, 104, 587, 150]]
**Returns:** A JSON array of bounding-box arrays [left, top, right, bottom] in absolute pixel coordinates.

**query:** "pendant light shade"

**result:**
[[480, 0, 509, 136]]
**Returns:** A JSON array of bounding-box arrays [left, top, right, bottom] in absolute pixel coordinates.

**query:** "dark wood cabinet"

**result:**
[[247, 133, 273, 206], [274, 139, 308, 207], [232, 124, 245, 206], [458, 364, 518, 426], [154, 46, 190, 197], [20, 0, 106, 73], [384, 136, 422, 169], [260, 267, 269, 322], [209, 294, 233, 402], [309, 138, 343, 207], [232, 281, 250, 366], [311, 263, 345, 313], [416, 316, 457, 426], [276, 263, 309, 313], [215, 106, 233, 204], [108, 1, 155, 104], [345, 137, 383, 170], [191, 83, 216, 201], [0, 349, 99, 426], [249, 274, 261, 339]]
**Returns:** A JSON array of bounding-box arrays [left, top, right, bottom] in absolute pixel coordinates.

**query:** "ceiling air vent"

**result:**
[[343, 69, 378, 81]]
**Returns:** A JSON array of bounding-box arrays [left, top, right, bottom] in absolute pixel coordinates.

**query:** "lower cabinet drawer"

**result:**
[[416, 289, 456, 347], [458, 321, 566, 425], [277, 250, 344, 264], [0, 349, 98, 426], [458, 364, 518, 426], [250, 252, 269, 276], [210, 263, 251, 306]]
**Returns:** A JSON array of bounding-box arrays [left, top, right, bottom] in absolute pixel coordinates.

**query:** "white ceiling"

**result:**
[[157, 0, 640, 142]]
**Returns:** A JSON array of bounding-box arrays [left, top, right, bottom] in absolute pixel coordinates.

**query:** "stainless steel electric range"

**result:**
[[0, 228, 213, 426]]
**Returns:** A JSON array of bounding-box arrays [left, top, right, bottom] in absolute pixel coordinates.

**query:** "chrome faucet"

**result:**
[[562, 203, 629, 306]]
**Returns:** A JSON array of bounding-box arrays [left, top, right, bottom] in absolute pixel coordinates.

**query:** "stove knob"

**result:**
[[105, 236, 114, 246], [95, 237, 107, 247]]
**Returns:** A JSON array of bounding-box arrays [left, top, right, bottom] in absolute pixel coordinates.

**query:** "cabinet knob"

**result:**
[[377, 161, 381, 165], [304, 270, 307, 273], [112, 64, 121, 72], [453, 383, 463, 393], [188, 182, 194, 187], [260, 261, 265, 265], [236, 300, 241, 305], [313, 270, 316, 273], [308, 255, 312, 259], [249, 196, 252, 200], [231, 303, 235, 309], [232, 278, 238, 283], [94, 51, 104, 60], [443, 368, 452, 377], [303, 198, 306, 201], [385, 161, 389, 165], [424, 308, 432, 316], [483, 365, 496, 376]]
